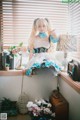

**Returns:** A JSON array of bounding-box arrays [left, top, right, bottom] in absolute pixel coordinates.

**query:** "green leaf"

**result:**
[[14, 54, 17, 57], [12, 46, 16, 49], [5, 63, 10, 67], [19, 42, 23, 47]]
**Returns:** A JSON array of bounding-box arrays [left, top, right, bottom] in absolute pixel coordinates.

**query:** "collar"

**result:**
[[38, 32, 47, 38]]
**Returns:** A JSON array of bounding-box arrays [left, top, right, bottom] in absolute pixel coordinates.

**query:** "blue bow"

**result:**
[[39, 32, 47, 38]]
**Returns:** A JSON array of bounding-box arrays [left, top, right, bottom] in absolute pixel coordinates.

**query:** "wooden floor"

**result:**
[[8, 114, 31, 120]]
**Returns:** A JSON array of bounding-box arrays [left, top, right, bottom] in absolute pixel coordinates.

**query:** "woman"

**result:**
[[25, 18, 60, 76], [29, 18, 58, 59]]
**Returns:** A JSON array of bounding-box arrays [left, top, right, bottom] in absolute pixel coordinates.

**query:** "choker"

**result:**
[[38, 32, 47, 38]]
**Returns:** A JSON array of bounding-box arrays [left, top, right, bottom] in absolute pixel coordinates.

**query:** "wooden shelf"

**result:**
[[59, 72, 80, 94], [0, 70, 23, 76]]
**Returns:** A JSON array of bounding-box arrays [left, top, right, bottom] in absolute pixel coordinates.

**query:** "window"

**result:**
[[68, 2, 80, 59], [0, 0, 68, 47], [69, 2, 80, 35]]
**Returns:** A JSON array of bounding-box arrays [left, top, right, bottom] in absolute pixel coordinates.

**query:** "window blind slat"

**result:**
[[1, 0, 68, 45], [69, 3, 80, 35]]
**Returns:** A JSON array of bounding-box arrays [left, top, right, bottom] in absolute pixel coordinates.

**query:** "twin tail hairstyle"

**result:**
[[32, 18, 51, 33]]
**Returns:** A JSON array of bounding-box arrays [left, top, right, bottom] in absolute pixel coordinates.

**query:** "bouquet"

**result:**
[[8, 42, 23, 57], [26, 99, 55, 120]]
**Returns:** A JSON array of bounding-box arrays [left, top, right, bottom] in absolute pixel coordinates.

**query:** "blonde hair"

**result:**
[[31, 18, 51, 35]]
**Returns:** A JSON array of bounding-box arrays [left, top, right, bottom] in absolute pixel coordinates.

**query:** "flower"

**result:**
[[26, 99, 55, 120], [8, 42, 23, 56]]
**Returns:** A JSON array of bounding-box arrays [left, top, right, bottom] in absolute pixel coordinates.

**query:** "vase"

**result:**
[[9, 55, 14, 69], [5, 66, 9, 71]]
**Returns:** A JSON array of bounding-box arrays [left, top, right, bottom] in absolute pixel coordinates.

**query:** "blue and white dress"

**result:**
[[25, 32, 61, 76]]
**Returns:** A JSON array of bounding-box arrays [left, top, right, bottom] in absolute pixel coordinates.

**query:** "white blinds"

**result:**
[[0, 0, 68, 45], [68, 2, 80, 56], [69, 2, 80, 35]]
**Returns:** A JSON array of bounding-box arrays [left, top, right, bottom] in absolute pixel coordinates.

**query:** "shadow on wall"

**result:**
[[22, 68, 58, 101]]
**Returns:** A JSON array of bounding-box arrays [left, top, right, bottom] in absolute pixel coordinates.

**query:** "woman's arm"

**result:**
[[48, 41, 57, 53], [48, 30, 58, 52]]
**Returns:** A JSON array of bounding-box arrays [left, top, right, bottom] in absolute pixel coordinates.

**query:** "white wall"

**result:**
[[59, 77, 80, 120], [23, 68, 57, 101], [0, 69, 80, 120], [0, 76, 22, 101], [0, 68, 57, 101]]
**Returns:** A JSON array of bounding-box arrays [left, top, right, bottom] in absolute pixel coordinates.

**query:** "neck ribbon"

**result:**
[[39, 32, 47, 38]]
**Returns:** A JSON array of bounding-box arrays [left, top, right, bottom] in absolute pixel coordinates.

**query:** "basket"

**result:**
[[17, 92, 29, 114]]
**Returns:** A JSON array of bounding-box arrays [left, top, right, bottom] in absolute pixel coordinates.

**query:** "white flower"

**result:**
[[35, 99, 42, 106], [41, 99, 47, 105], [32, 103, 38, 108], [44, 108, 52, 114], [47, 103, 52, 107], [26, 101, 33, 108]]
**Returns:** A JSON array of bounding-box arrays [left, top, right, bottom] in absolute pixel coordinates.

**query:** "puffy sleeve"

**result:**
[[49, 35, 59, 43]]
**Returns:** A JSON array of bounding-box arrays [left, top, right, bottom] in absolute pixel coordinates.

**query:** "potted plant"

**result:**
[[8, 42, 23, 69], [5, 63, 10, 71]]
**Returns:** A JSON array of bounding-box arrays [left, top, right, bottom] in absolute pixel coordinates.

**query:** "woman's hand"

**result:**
[[48, 30, 57, 38]]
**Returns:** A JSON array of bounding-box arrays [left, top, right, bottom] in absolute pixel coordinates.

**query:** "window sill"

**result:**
[[59, 72, 80, 94], [0, 70, 23, 76]]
